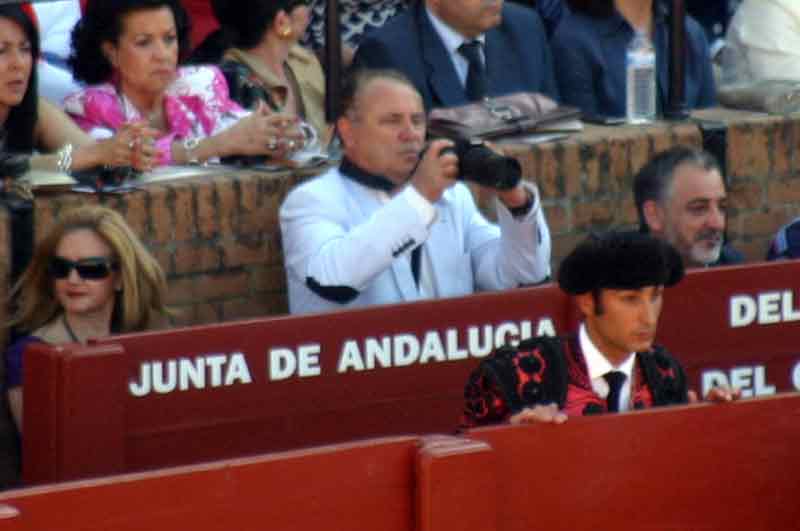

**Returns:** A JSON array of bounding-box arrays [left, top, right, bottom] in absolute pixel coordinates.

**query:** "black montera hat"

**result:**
[[558, 231, 684, 295]]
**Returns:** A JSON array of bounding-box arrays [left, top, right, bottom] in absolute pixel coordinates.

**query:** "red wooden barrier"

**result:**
[[4, 396, 800, 531], [658, 261, 800, 398], [464, 394, 800, 531], [21, 261, 800, 484], [416, 435, 496, 531], [3, 436, 418, 531], [24, 283, 568, 483], [23, 343, 127, 483]]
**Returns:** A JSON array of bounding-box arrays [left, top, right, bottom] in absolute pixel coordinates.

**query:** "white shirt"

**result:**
[[425, 7, 487, 88], [724, 0, 800, 84], [579, 323, 637, 412], [34, 0, 83, 103]]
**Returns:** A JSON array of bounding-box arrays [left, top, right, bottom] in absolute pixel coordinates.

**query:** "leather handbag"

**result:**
[[718, 80, 800, 115], [427, 92, 582, 140]]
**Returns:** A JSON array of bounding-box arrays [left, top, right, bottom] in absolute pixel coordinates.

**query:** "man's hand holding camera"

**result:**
[[411, 138, 459, 203], [412, 138, 530, 209]]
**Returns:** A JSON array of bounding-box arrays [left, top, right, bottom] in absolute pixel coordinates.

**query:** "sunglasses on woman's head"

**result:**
[[48, 256, 119, 280]]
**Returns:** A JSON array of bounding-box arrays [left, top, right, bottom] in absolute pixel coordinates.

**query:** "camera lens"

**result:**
[[445, 139, 521, 190]]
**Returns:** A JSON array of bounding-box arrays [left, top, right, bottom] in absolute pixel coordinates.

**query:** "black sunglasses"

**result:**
[[48, 256, 119, 280]]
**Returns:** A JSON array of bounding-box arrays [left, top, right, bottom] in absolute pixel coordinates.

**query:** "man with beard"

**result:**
[[279, 69, 551, 314], [633, 146, 742, 268], [351, 0, 558, 111]]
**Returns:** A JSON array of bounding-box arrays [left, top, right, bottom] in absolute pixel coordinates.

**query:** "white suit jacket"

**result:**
[[279, 166, 551, 315]]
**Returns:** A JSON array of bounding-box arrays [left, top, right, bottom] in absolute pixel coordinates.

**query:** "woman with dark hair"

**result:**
[[64, 0, 306, 166], [550, 0, 716, 117], [0, 3, 155, 174], [211, 0, 328, 145], [5, 205, 170, 432]]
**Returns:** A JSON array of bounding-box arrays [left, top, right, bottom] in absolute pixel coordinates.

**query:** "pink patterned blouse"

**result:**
[[63, 66, 249, 166]]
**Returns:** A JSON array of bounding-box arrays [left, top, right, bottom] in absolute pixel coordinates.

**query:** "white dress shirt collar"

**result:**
[[425, 6, 487, 86], [579, 322, 637, 411], [425, 6, 486, 54]]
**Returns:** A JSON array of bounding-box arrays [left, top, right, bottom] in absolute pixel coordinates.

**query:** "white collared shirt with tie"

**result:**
[[579, 323, 637, 412], [425, 6, 487, 88]]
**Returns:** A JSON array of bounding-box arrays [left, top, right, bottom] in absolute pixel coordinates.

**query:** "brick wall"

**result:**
[[13, 109, 800, 327], [1, 108, 799, 488], [29, 169, 305, 328]]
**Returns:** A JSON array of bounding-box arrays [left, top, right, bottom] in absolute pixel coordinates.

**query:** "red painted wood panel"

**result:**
[[21, 261, 800, 484], [10, 437, 417, 531], [466, 394, 800, 531]]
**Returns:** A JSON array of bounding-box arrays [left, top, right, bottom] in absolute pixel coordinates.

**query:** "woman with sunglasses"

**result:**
[[207, 0, 328, 147], [0, 3, 157, 175], [5, 205, 169, 432], [64, 0, 306, 166]]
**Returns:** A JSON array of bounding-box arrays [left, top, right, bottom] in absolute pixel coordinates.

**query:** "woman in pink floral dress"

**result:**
[[64, 0, 306, 166]]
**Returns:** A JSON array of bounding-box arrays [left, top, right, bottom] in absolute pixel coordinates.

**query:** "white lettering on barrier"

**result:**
[[446, 328, 468, 361], [129, 352, 252, 397], [420, 331, 447, 364], [298, 344, 321, 377], [365, 337, 391, 369], [536, 318, 556, 337], [394, 334, 419, 367], [729, 295, 756, 327], [467, 325, 493, 358], [270, 348, 297, 381], [730, 290, 800, 328], [700, 365, 777, 398], [129, 318, 558, 393], [336, 318, 554, 374], [269, 345, 321, 380], [494, 322, 520, 347]]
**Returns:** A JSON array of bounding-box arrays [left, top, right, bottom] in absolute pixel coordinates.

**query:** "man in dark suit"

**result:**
[[352, 0, 559, 111]]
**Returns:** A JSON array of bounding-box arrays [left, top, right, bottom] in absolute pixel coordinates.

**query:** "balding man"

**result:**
[[279, 69, 551, 314]]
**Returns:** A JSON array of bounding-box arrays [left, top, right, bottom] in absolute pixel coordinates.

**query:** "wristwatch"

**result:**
[[183, 137, 200, 165]]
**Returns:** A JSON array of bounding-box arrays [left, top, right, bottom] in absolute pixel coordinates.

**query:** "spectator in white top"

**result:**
[[723, 0, 800, 84], [33, 0, 83, 103]]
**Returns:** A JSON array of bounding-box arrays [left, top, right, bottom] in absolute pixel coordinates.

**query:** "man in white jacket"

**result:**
[[279, 69, 551, 314]]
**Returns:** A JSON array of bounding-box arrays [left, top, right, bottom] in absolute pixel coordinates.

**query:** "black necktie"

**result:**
[[603, 371, 627, 413], [458, 40, 487, 101]]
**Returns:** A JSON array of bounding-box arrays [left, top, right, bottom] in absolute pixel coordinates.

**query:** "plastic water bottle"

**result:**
[[626, 30, 656, 124]]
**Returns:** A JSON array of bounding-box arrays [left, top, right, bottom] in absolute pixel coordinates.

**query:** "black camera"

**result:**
[[441, 138, 521, 190]]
